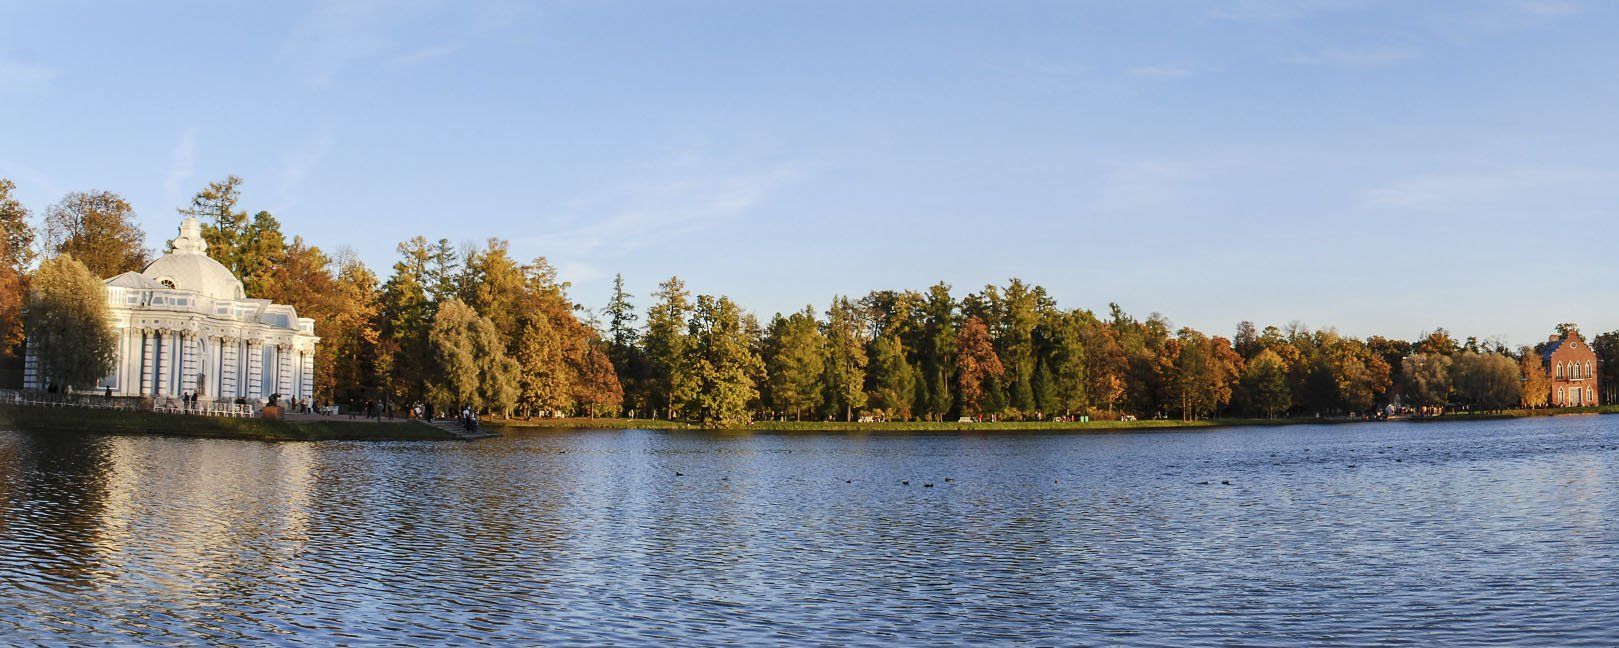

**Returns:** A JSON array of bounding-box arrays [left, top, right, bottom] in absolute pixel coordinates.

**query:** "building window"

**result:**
[[1556, 363, 1564, 379], [160, 279, 175, 289]]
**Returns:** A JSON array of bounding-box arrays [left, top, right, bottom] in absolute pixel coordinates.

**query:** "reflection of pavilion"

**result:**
[[24, 217, 317, 403], [91, 437, 318, 603]]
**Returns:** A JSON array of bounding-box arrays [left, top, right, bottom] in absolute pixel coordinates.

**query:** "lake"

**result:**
[[1, 416, 1616, 645]]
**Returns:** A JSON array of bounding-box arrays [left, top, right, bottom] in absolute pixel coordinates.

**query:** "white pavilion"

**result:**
[[24, 217, 319, 404]]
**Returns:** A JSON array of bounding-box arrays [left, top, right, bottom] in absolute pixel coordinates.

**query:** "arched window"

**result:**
[[1587, 387, 1595, 404], [1556, 362, 1564, 379], [1587, 361, 1594, 378], [1558, 387, 1566, 404], [1572, 362, 1581, 379]]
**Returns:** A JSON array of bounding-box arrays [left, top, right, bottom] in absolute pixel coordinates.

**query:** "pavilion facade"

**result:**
[[24, 217, 318, 404]]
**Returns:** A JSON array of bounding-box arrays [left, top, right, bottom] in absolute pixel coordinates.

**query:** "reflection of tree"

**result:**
[[11, 431, 116, 590]]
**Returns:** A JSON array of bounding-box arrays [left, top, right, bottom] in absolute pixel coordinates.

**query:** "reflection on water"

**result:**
[[1, 417, 1616, 645]]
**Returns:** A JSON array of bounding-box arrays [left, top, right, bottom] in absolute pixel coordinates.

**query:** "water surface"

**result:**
[[2, 417, 1616, 645]]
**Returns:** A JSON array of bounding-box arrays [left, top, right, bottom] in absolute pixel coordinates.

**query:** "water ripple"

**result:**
[[0, 417, 1616, 644]]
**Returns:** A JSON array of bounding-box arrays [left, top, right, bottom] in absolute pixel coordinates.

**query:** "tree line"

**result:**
[[2, 176, 1617, 426]]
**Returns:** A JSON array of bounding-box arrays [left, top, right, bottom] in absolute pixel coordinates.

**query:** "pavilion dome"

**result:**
[[140, 217, 247, 301]]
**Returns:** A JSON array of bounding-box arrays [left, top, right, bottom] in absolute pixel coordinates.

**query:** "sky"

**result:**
[[2, 0, 1616, 347]]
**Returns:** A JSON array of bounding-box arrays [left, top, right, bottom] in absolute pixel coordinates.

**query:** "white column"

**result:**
[[181, 331, 198, 395], [222, 337, 238, 398], [277, 345, 292, 397], [154, 330, 170, 397], [139, 330, 153, 396], [211, 337, 223, 400], [247, 340, 263, 399], [301, 350, 315, 401], [117, 328, 131, 395], [22, 342, 38, 390]]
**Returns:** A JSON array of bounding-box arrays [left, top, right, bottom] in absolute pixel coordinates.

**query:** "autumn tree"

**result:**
[[1319, 333, 1392, 414], [425, 299, 518, 415], [1451, 351, 1521, 412], [25, 254, 116, 389], [822, 296, 869, 421], [1038, 309, 1089, 416], [42, 190, 148, 278], [1168, 329, 1242, 420], [425, 238, 461, 304], [183, 176, 250, 274], [993, 278, 1049, 414], [573, 340, 623, 417], [1520, 348, 1551, 408], [644, 276, 694, 419], [326, 251, 382, 404], [916, 283, 956, 420], [1240, 349, 1291, 418], [0, 179, 33, 356], [762, 307, 824, 420], [377, 237, 436, 403], [1413, 328, 1459, 356], [682, 295, 762, 428], [1401, 353, 1453, 412], [1083, 319, 1127, 415], [461, 239, 527, 343], [866, 333, 916, 420], [1592, 332, 1618, 405], [513, 311, 566, 416], [953, 316, 1004, 419], [602, 273, 647, 413]]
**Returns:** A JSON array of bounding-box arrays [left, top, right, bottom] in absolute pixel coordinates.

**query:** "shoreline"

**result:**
[[4, 403, 1612, 442], [489, 405, 1619, 434], [0, 405, 456, 441]]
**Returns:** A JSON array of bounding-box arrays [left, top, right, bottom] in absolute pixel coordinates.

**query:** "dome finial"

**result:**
[[171, 217, 208, 255]]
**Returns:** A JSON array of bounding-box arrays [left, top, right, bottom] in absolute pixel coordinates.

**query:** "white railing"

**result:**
[[149, 398, 257, 418], [0, 389, 257, 418], [0, 389, 139, 411]]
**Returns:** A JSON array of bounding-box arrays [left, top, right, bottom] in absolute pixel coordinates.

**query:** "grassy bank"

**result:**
[[492, 406, 1619, 434], [495, 415, 1322, 433], [0, 405, 455, 441], [1419, 404, 1619, 422]]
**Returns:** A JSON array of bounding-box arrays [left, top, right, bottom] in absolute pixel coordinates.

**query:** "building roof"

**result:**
[[139, 217, 247, 301], [1542, 330, 1593, 363], [104, 271, 165, 290]]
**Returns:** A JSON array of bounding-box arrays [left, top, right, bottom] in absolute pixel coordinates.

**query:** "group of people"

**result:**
[[406, 401, 480, 431], [265, 393, 321, 414]]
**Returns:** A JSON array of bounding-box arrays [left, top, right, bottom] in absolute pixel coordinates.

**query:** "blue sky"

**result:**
[[2, 0, 1616, 346]]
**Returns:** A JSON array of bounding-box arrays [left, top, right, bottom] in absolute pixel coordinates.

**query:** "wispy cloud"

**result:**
[[282, 1, 393, 86], [282, 0, 523, 87], [1090, 159, 1196, 213], [393, 43, 462, 65], [1288, 45, 1420, 67], [0, 58, 57, 94], [1363, 167, 1619, 213], [276, 127, 335, 209], [1210, 0, 1377, 23], [521, 160, 805, 258], [1516, 1, 1579, 17], [163, 128, 200, 206], [1127, 64, 1200, 79]]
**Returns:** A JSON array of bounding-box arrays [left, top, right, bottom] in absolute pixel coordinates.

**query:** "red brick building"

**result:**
[[1543, 328, 1599, 407]]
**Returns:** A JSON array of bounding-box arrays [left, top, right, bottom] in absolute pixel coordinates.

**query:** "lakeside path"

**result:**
[[4, 404, 1614, 441], [490, 406, 1619, 434], [0, 405, 456, 441]]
